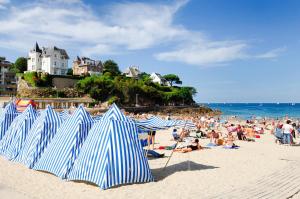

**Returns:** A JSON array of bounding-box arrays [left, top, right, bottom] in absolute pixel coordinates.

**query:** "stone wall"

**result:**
[[17, 79, 82, 98], [52, 77, 78, 89]]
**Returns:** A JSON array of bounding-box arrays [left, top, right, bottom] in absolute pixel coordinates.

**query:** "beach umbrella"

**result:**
[[14, 105, 62, 168], [172, 120, 196, 129], [33, 105, 94, 179], [135, 116, 170, 130], [67, 103, 153, 189], [0, 105, 37, 159], [0, 102, 19, 141]]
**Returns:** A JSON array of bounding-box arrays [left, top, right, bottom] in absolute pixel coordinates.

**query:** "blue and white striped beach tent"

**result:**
[[0, 102, 19, 141], [33, 105, 95, 178], [68, 103, 153, 190], [0, 105, 37, 159], [59, 110, 70, 121], [15, 105, 63, 168], [101, 103, 132, 121], [92, 115, 102, 122]]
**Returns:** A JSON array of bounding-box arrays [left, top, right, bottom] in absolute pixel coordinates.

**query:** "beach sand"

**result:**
[[1, 128, 300, 199]]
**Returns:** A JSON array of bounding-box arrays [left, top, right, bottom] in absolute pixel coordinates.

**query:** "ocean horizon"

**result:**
[[201, 103, 300, 119]]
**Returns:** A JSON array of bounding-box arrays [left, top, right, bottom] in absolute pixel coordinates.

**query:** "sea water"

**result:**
[[203, 103, 300, 119]]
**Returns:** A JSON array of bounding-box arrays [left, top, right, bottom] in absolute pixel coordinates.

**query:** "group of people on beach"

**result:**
[[119, 110, 300, 153], [274, 120, 300, 145], [153, 114, 300, 153]]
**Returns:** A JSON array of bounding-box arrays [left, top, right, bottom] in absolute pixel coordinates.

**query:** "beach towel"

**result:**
[[206, 143, 217, 148], [146, 150, 164, 158], [223, 145, 240, 149]]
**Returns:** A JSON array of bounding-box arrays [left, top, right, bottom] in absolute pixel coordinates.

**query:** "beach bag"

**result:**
[[217, 139, 224, 146], [255, 135, 260, 138]]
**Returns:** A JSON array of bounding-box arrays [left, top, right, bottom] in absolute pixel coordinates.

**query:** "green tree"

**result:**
[[11, 57, 27, 73], [163, 74, 182, 86], [67, 68, 73, 75], [103, 60, 121, 76]]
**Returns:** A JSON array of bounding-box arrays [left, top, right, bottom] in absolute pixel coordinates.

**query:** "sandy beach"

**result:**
[[1, 125, 300, 199]]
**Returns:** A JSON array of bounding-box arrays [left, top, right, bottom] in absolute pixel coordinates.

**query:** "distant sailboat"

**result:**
[[291, 103, 295, 106], [277, 102, 280, 105]]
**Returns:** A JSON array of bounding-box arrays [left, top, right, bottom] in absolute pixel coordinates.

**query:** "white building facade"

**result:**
[[123, 66, 141, 78], [27, 42, 69, 75], [150, 73, 170, 86]]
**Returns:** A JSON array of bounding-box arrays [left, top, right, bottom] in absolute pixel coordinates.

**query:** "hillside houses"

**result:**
[[72, 56, 103, 76], [123, 66, 141, 79], [150, 73, 170, 86]]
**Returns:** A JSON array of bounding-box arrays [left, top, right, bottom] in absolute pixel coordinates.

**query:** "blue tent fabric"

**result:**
[[93, 115, 102, 121], [67, 104, 153, 189], [59, 110, 70, 121], [0, 102, 19, 141], [33, 105, 95, 179], [101, 103, 131, 122], [15, 105, 63, 168], [171, 120, 196, 129], [0, 105, 37, 159], [135, 116, 195, 130], [135, 116, 168, 130]]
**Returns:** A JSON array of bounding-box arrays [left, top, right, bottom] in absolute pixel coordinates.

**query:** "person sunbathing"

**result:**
[[174, 139, 202, 153], [225, 132, 239, 148], [179, 128, 190, 139], [237, 125, 247, 140], [209, 130, 221, 144], [245, 126, 255, 138]]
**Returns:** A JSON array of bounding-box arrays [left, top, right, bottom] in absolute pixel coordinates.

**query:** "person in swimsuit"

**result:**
[[147, 130, 156, 150], [174, 139, 202, 153]]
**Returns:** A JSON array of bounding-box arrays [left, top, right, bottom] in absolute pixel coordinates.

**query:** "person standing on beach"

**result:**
[[282, 120, 293, 145]]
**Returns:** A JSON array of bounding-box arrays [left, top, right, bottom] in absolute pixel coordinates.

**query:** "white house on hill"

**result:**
[[123, 66, 141, 79], [150, 73, 170, 86], [27, 42, 69, 75]]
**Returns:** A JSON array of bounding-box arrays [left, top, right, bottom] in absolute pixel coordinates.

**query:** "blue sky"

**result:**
[[0, 0, 299, 102]]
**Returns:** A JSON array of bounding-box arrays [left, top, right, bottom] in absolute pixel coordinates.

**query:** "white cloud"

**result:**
[[0, 0, 190, 55], [155, 41, 248, 66], [255, 47, 286, 59], [0, 0, 10, 9], [0, 0, 284, 65]]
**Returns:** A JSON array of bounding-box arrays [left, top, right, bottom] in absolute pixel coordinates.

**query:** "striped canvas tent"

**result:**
[[59, 110, 70, 121], [101, 103, 131, 121], [92, 115, 102, 122], [0, 105, 37, 159], [68, 104, 153, 190], [33, 105, 94, 179], [15, 105, 63, 168], [0, 102, 19, 141]]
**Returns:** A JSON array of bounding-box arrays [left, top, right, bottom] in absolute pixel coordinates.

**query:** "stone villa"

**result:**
[[72, 56, 103, 76]]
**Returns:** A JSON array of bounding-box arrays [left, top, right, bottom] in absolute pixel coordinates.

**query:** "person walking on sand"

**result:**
[[282, 120, 293, 145]]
